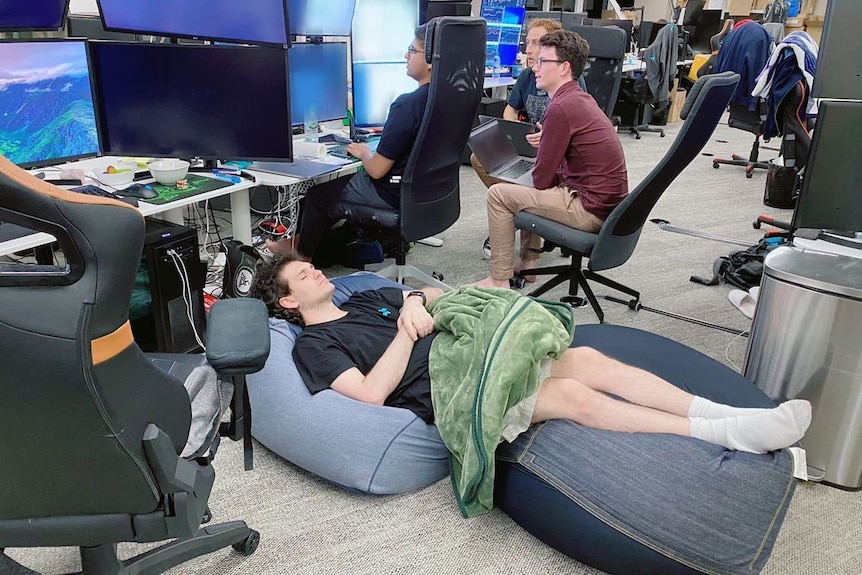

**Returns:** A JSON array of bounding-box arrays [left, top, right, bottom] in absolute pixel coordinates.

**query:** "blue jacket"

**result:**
[[715, 22, 773, 111]]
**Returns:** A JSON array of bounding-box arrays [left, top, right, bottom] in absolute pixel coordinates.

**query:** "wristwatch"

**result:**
[[407, 290, 427, 306]]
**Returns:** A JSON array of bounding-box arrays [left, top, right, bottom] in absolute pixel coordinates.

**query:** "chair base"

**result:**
[[630, 124, 665, 139], [2, 522, 258, 575], [752, 214, 792, 231], [712, 155, 770, 178], [525, 257, 640, 324], [366, 259, 451, 290]]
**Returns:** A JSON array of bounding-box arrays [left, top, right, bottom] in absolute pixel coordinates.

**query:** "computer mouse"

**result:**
[[120, 184, 159, 200]]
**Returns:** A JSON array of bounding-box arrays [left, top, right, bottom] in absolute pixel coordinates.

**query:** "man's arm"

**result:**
[[531, 106, 568, 190], [329, 328, 415, 405], [346, 143, 396, 179], [502, 105, 520, 121], [397, 287, 443, 340]]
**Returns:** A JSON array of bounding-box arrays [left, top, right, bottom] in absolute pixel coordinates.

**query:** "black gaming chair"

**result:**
[[0, 156, 268, 574], [566, 24, 627, 120], [332, 16, 486, 289], [513, 72, 740, 322]]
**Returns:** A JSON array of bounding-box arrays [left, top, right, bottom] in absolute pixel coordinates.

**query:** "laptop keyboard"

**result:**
[[497, 159, 534, 180], [329, 139, 380, 160]]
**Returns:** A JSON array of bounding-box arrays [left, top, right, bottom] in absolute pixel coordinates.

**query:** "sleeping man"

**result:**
[[251, 252, 811, 466]]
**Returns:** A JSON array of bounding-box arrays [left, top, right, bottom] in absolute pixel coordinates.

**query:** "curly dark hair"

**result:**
[[539, 29, 590, 80], [249, 252, 305, 326]]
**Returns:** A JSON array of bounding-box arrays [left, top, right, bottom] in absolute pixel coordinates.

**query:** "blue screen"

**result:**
[[97, 0, 289, 45], [481, 0, 526, 68], [352, 63, 418, 127], [351, 0, 419, 126], [289, 42, 349, 126], [0, 40, 100, 168], [90, 43, 292, 162], [0, 0, 68, 31], [288, 0, 356, 36]]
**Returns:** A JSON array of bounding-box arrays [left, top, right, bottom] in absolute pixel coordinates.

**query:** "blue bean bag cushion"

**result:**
[[247, 272, 450, 494], [495, 324, 796, 575]]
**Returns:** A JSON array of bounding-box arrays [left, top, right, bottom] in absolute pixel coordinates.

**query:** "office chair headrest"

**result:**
[[424, 17, 438, 64]]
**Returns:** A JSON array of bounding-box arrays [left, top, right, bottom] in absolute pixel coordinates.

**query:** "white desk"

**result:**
[[483, 75, 518, 89], [622, 60, 646, 74], [1, 156, 258, 257]]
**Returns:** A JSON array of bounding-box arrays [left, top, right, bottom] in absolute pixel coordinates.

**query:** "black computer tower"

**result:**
[[132, 219, 206, 354]]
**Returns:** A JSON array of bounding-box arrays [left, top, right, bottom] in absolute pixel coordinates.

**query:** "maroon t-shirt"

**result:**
[[532, 81, 628, 221]]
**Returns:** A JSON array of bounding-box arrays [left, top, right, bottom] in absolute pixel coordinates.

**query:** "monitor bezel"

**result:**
[[88, 41, 293, 163], [0, 0, 71, 32], [0, 37, 103, 169], [95, 0, 291, 48], [289, 40, 350, 127]]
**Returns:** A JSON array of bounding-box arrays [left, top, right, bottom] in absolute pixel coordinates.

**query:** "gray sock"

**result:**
[[689, 399, 812, 454], [688, 395, 770, 419]]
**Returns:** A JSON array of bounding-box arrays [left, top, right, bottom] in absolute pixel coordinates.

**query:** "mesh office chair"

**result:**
[[513, 72, 740, 322], [711, 21, 774, 177], [619, 22, 678, 138], [567, 24, 627, 120], [0, 156, 267, 574], [332, 16, 486, 289]]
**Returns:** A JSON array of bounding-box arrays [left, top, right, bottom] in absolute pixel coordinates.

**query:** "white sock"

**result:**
[[687, 395, 770, 419], [689, 399, 812, 454]]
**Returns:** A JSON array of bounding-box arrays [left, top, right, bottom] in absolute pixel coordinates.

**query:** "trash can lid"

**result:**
[[765, 246, 862, 300]]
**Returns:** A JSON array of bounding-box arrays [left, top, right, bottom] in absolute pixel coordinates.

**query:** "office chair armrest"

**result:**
[[205, 298, 270, 376]]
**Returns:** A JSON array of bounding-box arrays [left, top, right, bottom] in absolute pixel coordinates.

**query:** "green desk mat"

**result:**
[[142, 174, 232, 205]]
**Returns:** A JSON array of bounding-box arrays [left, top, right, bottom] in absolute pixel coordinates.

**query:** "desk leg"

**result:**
[[159, 207, 184, 226], [230, 188, 253, 246]]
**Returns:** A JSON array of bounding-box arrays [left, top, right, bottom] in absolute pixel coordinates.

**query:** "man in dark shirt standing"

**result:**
[[267, 24, 432, 260], [473, 29, 629, 288]]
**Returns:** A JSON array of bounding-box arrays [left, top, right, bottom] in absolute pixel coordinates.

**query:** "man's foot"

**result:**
[[689, 399, 812, 454], [482, 237, 492, 259], [465, 276, 510, 289], [514, 259, 538, 283], [265, 236, 302, 256]]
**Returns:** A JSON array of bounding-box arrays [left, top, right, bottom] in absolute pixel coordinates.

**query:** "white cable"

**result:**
[[725, 328, 751, 373], [167, 248, 206, 351]]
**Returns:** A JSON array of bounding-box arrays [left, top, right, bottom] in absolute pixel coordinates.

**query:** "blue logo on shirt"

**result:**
[[378, 307, 392, 317]]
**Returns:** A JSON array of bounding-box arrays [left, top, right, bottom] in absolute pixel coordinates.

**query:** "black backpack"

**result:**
[[691, 237, 786, 290]]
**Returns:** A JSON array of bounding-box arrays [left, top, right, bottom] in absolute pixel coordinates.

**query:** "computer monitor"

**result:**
[[791, 101, 862, 235], [481, 0, 527, 68], [96, 0, 290, 46], [0, 39, 100, 168], [288, 0, 356, 37], [0, 0, 69, 31], [89, 42, 292, 162], [687, 9, 722, 55], [289, 42, 349, 127], [811, 0, 862, 100], [352, 0, 419, 126], [425, 1, 472, 22], [352, 62, 418, 127], [560, 11, 588, 29], [583, 18, 633, 51]]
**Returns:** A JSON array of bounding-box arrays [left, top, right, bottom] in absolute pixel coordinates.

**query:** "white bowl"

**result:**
[[96, 161, 137, 187], [148, 159, 190, 186]]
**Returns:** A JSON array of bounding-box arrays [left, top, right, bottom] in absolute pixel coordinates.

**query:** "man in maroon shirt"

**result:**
[[473, 29, 629, 288]]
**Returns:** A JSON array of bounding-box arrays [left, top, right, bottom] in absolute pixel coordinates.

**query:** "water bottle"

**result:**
[[492, 51, 501, 79], [304, 105, 319, 143], [787, 0, 801, 17]]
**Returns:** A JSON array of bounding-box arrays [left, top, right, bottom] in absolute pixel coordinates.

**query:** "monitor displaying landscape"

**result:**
[[0, 40, 100, 167]]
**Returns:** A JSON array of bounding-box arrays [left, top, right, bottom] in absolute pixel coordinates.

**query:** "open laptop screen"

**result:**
[[469, 121, 519, 173]]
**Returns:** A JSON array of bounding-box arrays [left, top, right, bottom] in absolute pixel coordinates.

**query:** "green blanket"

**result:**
[[427, 287, 575, 517]]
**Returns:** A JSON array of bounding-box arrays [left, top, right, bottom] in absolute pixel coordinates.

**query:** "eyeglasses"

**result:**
[[535, 58, 566, 68], [407, 45, 425, 55]]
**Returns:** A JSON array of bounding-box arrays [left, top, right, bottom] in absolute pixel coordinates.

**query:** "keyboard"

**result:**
[[329, 139, 380, 159], [497, 159, 534, 180], [69, 185, 123, 200]]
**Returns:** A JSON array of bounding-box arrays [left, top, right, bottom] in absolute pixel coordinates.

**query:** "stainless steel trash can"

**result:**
[[744, 246, 862, 489]]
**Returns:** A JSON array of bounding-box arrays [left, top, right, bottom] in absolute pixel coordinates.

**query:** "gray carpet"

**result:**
[[7, 115, 862, 574]]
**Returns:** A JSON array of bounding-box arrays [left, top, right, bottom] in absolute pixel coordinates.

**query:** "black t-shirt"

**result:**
[[508, 68, 550, 125], [293, 288, 437, 423], [372, 83, 430, 206]]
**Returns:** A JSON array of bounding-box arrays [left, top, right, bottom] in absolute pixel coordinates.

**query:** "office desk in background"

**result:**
[[0, 156, 258, 258]]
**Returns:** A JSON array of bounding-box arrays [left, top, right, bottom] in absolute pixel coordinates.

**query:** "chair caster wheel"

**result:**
[[635, 134, 642, 140], [201, 507, 212, 524], [432, 271, 444, 281], [746, 171, 753, 179], [660, 132, 666, 137], [753, 220, 762, 229], [561, 295, 588, 308], [509, 276, 527, 289], [712, 162, 720, 169], [232, 530, 260, 556], [628, 300, 642, 311]]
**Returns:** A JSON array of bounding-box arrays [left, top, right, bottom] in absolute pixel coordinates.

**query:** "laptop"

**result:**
[[328, 137, 380, 160], [468, 119, 536, 186], [478, 115, 538, 158]]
